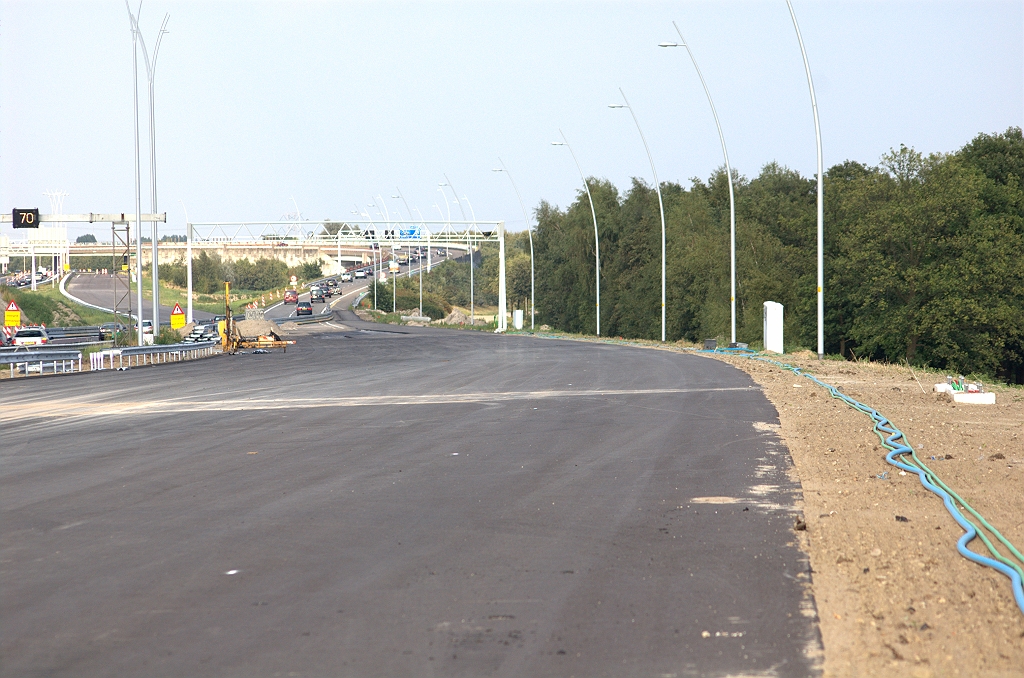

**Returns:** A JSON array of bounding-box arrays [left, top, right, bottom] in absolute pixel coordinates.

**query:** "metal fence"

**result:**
[[1, 349, 83, 377], [91, 341, 219, 371]]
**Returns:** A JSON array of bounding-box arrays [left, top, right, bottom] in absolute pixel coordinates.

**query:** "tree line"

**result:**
[[527, 128, 1023, 383], [409, 128, 1022, 382]]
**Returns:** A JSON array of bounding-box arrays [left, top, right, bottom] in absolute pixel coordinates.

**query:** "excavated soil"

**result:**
[[706, 352, 1024, 677]]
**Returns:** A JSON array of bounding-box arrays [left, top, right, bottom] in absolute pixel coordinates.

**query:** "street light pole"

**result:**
[[552, 130, 601, 336], [126, 2, 169, 335], [493, 159, 534, 329], [787, 0, 825, 360], [610, 88, 666, 342], [125, 1, 144, 346], [660, 22, 737, 345]]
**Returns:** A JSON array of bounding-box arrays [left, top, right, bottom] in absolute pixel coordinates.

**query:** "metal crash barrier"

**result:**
[[91, 341, 219, 371], [2, 349, 83, 377]]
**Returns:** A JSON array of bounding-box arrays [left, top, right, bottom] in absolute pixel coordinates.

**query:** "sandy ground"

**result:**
[[705, 351, 1024, 677]]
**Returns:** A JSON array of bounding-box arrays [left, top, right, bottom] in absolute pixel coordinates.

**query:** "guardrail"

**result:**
[[46, 326, 102, 341], [1, 349, 83, 377], [0, 340, 113, 353], [90, 341, 219, 371]]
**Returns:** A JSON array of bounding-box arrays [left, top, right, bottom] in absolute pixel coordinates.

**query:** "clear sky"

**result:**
[[2, 0, 1022, 239]]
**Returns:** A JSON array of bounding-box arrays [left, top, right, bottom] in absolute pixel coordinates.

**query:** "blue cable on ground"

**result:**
[[701, 348, 1024, 616]]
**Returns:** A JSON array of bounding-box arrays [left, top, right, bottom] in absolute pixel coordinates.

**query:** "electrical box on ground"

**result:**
[[513, 309, 524, 330], [763, 301, 784, 354]]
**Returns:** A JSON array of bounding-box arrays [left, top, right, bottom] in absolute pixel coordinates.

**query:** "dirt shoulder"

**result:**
[[705, 351, 1024, 677]]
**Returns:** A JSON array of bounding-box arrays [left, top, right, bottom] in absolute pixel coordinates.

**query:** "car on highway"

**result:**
[[310, 288, 325, 303], [340, 272, 353, 283], [99, 322, 127, 339], [283, 289, 298, 304], [354, 270, 366, 279], [132, 319, 154, 335], [295, 301, 313, 316], [13, 327, 49, 346]]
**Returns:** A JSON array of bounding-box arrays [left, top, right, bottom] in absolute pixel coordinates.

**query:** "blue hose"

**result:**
[[703, 348, 1024, 615]]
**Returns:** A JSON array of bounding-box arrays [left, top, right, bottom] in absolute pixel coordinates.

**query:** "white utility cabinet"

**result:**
[[513, 309, 524, 330], [763, 301, 784, 354]]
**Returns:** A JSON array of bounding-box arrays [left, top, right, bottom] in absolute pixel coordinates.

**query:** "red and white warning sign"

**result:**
[[170, 302, 186, 330], [4, 300, 21, 327]]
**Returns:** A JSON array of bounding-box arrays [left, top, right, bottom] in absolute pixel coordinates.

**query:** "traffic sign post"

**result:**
[[4, 300, 21, 327], [170, 302, 186, 330]]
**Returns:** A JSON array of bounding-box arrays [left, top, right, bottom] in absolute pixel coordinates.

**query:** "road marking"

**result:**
[[0, 387, 755, 423]]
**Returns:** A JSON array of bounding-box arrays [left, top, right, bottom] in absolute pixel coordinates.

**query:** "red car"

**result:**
[[284, 289, 298, 304]]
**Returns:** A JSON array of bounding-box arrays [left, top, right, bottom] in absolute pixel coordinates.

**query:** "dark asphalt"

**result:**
[[64, 272, 216, 322], [1, 320, 822, 677]]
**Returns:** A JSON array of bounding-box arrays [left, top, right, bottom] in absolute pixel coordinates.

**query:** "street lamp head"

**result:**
[[608, 104, 627, 109], [551, 142, 565, 146], [658, 42, 680, 47], [491, 168, 504, 172]]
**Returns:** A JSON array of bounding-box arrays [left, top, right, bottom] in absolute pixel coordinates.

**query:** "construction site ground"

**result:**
[[705, 351, 1024, 677]]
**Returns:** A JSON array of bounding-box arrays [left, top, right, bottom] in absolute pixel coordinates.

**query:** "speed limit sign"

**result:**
[[13, 208, 39, 228]]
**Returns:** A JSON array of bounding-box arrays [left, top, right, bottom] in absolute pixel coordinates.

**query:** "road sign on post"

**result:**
[[4, 300, 21, 326], [170, 302, 185, 330], [12, 208, 39, 228]]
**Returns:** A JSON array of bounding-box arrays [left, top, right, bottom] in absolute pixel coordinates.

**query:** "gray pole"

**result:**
[[610, 89, 666, 342], [130, 6, 169, 335], [787, 0, 824, 359], [181, 200, 192, 323], [552, 130, 600, 336], [126, 1, 144, 346], [493, 159, 534, 329], [662, 23, 737, 345]]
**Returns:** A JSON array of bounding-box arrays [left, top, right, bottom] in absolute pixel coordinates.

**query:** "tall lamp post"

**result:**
[[660, 22, 737, 345], [125, 1, 144, 346], [492, 160, 534, 330], [552, 129, 601, 336], [126, 1, 169, 334], [787, 0, 824, 360], [610, 88, 666, 342]]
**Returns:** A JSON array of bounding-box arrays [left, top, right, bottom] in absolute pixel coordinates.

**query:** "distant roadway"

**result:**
[[0, 307, 821, 676]]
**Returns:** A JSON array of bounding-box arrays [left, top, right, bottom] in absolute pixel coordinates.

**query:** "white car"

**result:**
[[354, 270, 367, 279], [340, 272, 353, 282], [13, 327, 49, 346]]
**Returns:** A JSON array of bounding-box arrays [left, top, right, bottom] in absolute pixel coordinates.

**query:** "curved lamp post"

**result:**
[[610, 88, 666, 342], [492, 160, 534, 330], [551, 130, 600, 336], [787, 0, 824, 359], [126, 2, 169, 334], [660, 22, 737, 345], [125, 1, 144, 345]]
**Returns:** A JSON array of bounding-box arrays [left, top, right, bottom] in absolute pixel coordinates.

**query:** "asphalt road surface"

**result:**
[[1, 320, 822, 677], [64, 272, 216, 323]]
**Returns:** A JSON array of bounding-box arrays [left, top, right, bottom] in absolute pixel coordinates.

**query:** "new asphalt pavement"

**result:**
[[1, 316, 822, 677]]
